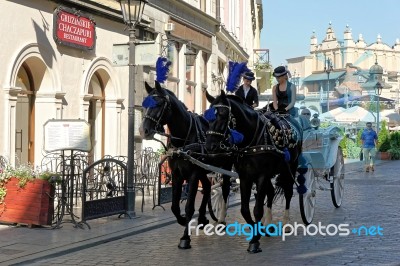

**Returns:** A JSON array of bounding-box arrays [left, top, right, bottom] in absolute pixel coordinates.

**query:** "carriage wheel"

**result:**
[[330, 147, 345, 208], [208, 186, 225, 222], [299, 166, 316, 225]]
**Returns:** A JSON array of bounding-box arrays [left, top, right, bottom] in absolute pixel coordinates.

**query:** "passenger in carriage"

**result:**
[[271, 66, 297, 116], [299, 108, 312, 130], [300, 108, 311, 119]]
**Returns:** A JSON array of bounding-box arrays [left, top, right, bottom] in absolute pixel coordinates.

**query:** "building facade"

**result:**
[[286, 23, 400, 113], [0, 0, 262, 167]]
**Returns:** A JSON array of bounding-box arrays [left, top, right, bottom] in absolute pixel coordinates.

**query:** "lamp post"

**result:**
[[184, 42, 197, 67], [119, 0, 147, 217], [294, 71, 300, 93], [375, 81, 383, 135], [324, 57, 333, 112]]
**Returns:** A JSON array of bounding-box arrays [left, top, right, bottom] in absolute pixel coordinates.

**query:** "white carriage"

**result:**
[[299, 125, 345, 225]]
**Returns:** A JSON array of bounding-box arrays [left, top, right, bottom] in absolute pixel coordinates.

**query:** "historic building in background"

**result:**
[[0, 0, 262, 167], [286, 23, 400, 113]]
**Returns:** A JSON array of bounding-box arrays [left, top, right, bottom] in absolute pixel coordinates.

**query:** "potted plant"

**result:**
[[378, 137, 391, 160], [388, 131, 400, 160], [377, 120, 391, 160], [0, 164, 60, 226]]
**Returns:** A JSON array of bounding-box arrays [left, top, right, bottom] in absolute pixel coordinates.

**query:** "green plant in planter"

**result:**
[[379, 137, 391, 152], [388, 131, 400, 160], [0, 164, 33, 203], [0, 164, 60, 203], [378, 120, 390, 151], [37, 170, 62, 184]]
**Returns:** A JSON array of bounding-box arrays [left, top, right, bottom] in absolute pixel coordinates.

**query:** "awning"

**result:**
[[303, 71, 346, 82], [320, 95, 395, 107], [357, 95, 395, 103]]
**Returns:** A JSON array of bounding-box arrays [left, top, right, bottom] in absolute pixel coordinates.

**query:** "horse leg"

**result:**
[[263, 179, 275, 235], [282, 166, 296, 233], [178, 174, 199, 249], [218, 174, 231, 224], [248, 181, 267, 253], [171, 174, 185, 226], [197, 172, 210, 227], [239, 179, 255, 225]]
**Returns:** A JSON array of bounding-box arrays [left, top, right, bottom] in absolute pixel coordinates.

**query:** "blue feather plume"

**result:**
[[204, 107, 216, 121], [226, 62, 250, 92], [155, 57, 172, 83], [229, 129, 244, 144], [142, 96, 158, 108]]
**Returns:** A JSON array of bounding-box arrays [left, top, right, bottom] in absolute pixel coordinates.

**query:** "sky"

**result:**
[[261, 0, 400, 68]]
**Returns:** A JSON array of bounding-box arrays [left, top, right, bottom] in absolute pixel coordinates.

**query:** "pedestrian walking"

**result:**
[[361, 122, 378, 172]]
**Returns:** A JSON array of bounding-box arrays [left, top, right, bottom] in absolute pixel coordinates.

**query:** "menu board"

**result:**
[[44, 119, 92, 152]]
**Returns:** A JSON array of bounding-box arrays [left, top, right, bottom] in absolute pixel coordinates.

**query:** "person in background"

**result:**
[[298, 108, 312, 130], [361, 122, 378, 172], [272, 66, 297, 116], [300, 108, 311, 119], [235, 71, 259, 108]]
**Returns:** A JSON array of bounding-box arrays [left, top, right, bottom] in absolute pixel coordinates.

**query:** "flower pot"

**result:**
[[378, 151, 391, 160], [0, 178, 55, 226]]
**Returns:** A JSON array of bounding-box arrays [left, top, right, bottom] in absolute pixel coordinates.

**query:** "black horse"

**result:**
[[205, 91, 304, 253], [140, 81, 232, 249]]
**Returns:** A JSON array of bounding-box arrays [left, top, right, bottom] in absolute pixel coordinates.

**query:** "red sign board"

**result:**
[[53, 7, 96, 50]]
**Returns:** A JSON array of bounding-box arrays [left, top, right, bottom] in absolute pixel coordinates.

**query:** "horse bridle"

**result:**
[[142, 92, 198, 149], [206, 103, 237, 150], [206, 100, 270, 152], [142, 93, 170, 134]]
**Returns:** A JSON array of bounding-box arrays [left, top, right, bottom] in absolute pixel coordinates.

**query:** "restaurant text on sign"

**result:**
[[53, 7, 96, 50]]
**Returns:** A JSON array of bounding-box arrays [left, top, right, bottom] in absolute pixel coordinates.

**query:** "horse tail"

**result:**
[[273, 174, 287, 203]]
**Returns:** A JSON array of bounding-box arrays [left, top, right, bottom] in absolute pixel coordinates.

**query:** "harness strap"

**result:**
[[239, 144, 283, 155]]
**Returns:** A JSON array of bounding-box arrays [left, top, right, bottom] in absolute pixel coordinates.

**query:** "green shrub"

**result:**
[[346, 138, 362, 159], [356, 128, 363, 146], [379, 137, 391, 152], [339, 135, 348, 158], [388, 131, 400, 160], [339, 135, 362, 159], [378, 120, 390, 151]]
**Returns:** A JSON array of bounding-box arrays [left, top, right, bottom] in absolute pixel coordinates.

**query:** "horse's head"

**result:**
[[140, 81, 171, 139], [205, 91, 243, 152]]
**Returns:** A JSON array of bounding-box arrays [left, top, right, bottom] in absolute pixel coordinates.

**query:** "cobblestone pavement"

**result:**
[[8, 161, 400, 266]]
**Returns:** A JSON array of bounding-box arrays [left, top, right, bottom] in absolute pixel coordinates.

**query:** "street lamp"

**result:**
[[119, 0, 147, 217], [324, 57, 333, 112], [184, 42, 197, 67], [376, 81, 383, 135]]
